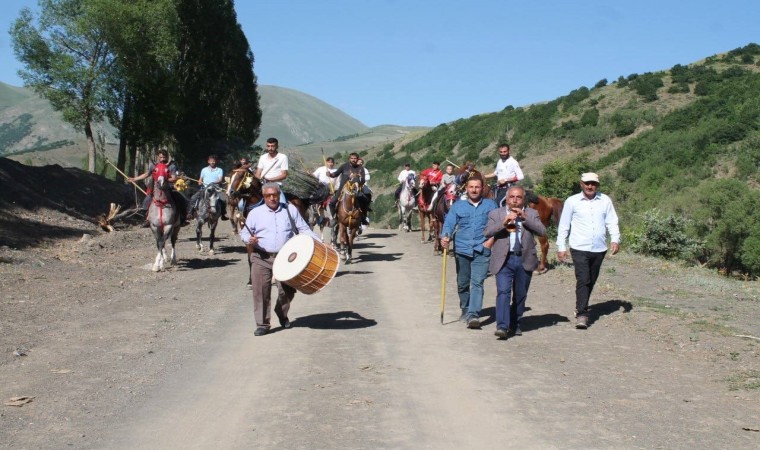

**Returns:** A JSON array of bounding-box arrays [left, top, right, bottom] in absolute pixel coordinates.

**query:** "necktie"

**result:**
[[512, 222, 522, 256]]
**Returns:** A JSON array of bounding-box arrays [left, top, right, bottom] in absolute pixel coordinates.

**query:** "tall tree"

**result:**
[[10, 0, 115, 173], [173, 0, 261, 168]]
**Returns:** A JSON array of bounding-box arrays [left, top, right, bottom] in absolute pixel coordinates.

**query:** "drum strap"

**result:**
[[284, 204, 299, 235]]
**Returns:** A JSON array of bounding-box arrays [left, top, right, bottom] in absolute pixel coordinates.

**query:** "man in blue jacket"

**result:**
[[440, 176, 498, 329]]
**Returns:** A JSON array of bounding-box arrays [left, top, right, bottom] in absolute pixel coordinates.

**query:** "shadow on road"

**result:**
[[354, 252, 403, 263], [178, 258, 238, 270], [587, 299, 633, 326], [361, 232, 394, 239], [335, 270, 373, 277], [293, 310, 377, 330], [521, 313, 570, 331]]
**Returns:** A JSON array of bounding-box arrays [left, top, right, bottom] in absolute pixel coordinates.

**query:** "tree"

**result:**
[[172, 0, 261, 168], [11, 0, 115, 173]]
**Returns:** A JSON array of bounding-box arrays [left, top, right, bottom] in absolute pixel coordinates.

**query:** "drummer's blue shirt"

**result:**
[[440, 197, 497, 256], [239, 203, 319, 252]]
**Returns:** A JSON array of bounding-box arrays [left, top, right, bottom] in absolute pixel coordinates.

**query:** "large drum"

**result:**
[[273, 234, 339, 295]]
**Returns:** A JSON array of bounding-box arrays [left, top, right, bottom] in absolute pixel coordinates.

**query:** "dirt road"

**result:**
[[2, 225, 759, 449]]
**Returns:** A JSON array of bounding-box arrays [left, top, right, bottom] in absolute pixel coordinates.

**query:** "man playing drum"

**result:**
[[240, 182, 320, 336]]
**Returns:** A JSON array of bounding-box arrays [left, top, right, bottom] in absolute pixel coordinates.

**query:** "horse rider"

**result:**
[[326, 152, 366, 223], [187, 154, 228, 221], [313, 157, 337, 190], [421, 161, 444, 212], [255, 137, 289, 205], [485, 143, 524, 207], [442, 164, 456, 186], [357, 157, 373, 226], [239, 182, 321, 336], [128, 149, 189, 225], [394, 162, 417, 203]]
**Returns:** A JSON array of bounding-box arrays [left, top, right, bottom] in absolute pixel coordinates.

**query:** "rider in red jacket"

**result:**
[[420, 161, 443, 212]]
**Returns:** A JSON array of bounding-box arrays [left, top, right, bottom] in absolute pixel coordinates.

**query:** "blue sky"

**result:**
[[2, 0, 758, 127]]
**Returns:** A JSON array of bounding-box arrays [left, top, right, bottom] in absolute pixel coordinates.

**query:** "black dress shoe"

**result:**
[[254, 327, 268, 336]]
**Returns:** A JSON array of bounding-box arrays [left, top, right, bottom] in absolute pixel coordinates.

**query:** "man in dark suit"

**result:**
[[484, 186, 546, 339]]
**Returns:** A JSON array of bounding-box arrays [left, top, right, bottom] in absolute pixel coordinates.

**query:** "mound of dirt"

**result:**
[[0, 157, 136, 248]]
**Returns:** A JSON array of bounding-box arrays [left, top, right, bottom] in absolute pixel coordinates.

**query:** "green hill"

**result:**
[[0, 83, 374, 167], [363, 43, 760, 277]]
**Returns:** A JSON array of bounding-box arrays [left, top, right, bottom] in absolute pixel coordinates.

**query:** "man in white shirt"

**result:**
[[556, 172, 620, 329], [485, 143, 524, 207], [256, 137, 288, 204], [313, 157, 337, 189], [395, 163, 416, 202]]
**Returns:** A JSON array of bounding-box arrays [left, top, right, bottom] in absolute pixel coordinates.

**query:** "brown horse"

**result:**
[[455, 162, 491, 199], [431, 182, 459, 254], [527, 194, 564, 274], [227, 170, 309, 232], [335, 180, 362, 263], [417, 177, 436, 243]]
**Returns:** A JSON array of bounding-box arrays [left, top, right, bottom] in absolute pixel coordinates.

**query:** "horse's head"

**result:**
[[443, 182, 458, 201], [405, 173, 416, 188]]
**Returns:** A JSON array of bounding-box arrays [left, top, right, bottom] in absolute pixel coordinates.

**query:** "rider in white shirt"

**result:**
[[395, 162, 416, 202], [485, 143, 524, 207], [255, 137, 288, 204]]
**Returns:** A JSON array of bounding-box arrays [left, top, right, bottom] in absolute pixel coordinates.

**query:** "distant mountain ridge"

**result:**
[[0, 82, 371, 166], [256, 85, 368, 147]]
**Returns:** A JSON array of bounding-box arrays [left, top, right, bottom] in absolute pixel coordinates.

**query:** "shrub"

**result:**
[[594, 79, 608, 89], [630, 209, 701, 260]]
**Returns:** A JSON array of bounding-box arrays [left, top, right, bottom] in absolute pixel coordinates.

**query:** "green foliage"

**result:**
[[580, 108, 599, 127], [629, 209, 701, 260], [571, 125, 613, 147], [627, 72, 664, 102], [594, 79, 608, 89], [535, 154, 591, 199], [689, 180, 760, 276]]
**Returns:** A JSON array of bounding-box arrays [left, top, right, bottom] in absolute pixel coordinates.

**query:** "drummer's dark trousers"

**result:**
[[250, 252, 296, 328]]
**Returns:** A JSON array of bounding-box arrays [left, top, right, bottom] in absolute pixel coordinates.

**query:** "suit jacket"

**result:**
[[484, 206, 546, 274]]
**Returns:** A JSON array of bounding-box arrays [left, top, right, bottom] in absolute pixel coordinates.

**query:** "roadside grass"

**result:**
[[631, 296, 683, 316], [726, 370, 760, 391], [688, 319, 737, 336]]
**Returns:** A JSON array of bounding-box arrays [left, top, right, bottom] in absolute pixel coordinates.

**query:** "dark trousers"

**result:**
[[570, 249, 606, 314], [494, 253, 533, 330], [250, 253, 296, 328]]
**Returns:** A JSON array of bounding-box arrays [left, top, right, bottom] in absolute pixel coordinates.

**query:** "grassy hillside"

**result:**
[[363, 43, 760, 277], [0, 83, 374, 168], [255, 85, 369, 147]]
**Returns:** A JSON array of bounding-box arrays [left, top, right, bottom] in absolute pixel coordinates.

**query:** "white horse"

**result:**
[[397, 173, 416, 232], [193, 182, 223, 255], [147, 176, 180, 271]]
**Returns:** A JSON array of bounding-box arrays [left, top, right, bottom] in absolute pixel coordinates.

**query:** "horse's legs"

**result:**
[[228, 200, 238, 232], [196, 220, 204, 252], [537, 235, 549, 274], [419, 210, 426, 242], [208, 221, 218, 255], [153, 230, 165, 272], [169, 224, 179, 266]]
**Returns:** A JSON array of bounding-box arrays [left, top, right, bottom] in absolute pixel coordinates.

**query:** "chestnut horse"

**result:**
[[527, 193, 564, 274], [335, 180, 362, 263], [417, 177, 436, 243], [227, 170, 309, 232], [431, 182, 459, 254]]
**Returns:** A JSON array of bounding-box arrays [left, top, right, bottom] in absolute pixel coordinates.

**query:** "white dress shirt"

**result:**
[[556, 192, 620, 252]]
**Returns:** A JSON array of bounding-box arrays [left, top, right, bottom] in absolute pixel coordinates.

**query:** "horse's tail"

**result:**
[[551, 198, 563, 225]]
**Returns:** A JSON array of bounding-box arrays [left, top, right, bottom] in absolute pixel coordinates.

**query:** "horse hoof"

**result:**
[[208, 250, 215, 256], [536, 268, 548, 275]]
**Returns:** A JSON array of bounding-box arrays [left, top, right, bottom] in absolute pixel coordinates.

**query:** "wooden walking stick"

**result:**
[[440, 235, 449, 324], [104, 158, 147, 195]]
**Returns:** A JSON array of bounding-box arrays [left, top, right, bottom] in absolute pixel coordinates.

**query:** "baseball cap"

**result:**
[[581, 172, 600, 183]]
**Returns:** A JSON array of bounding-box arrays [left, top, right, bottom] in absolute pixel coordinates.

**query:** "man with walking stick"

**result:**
[[440, 176, 497, 329]]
